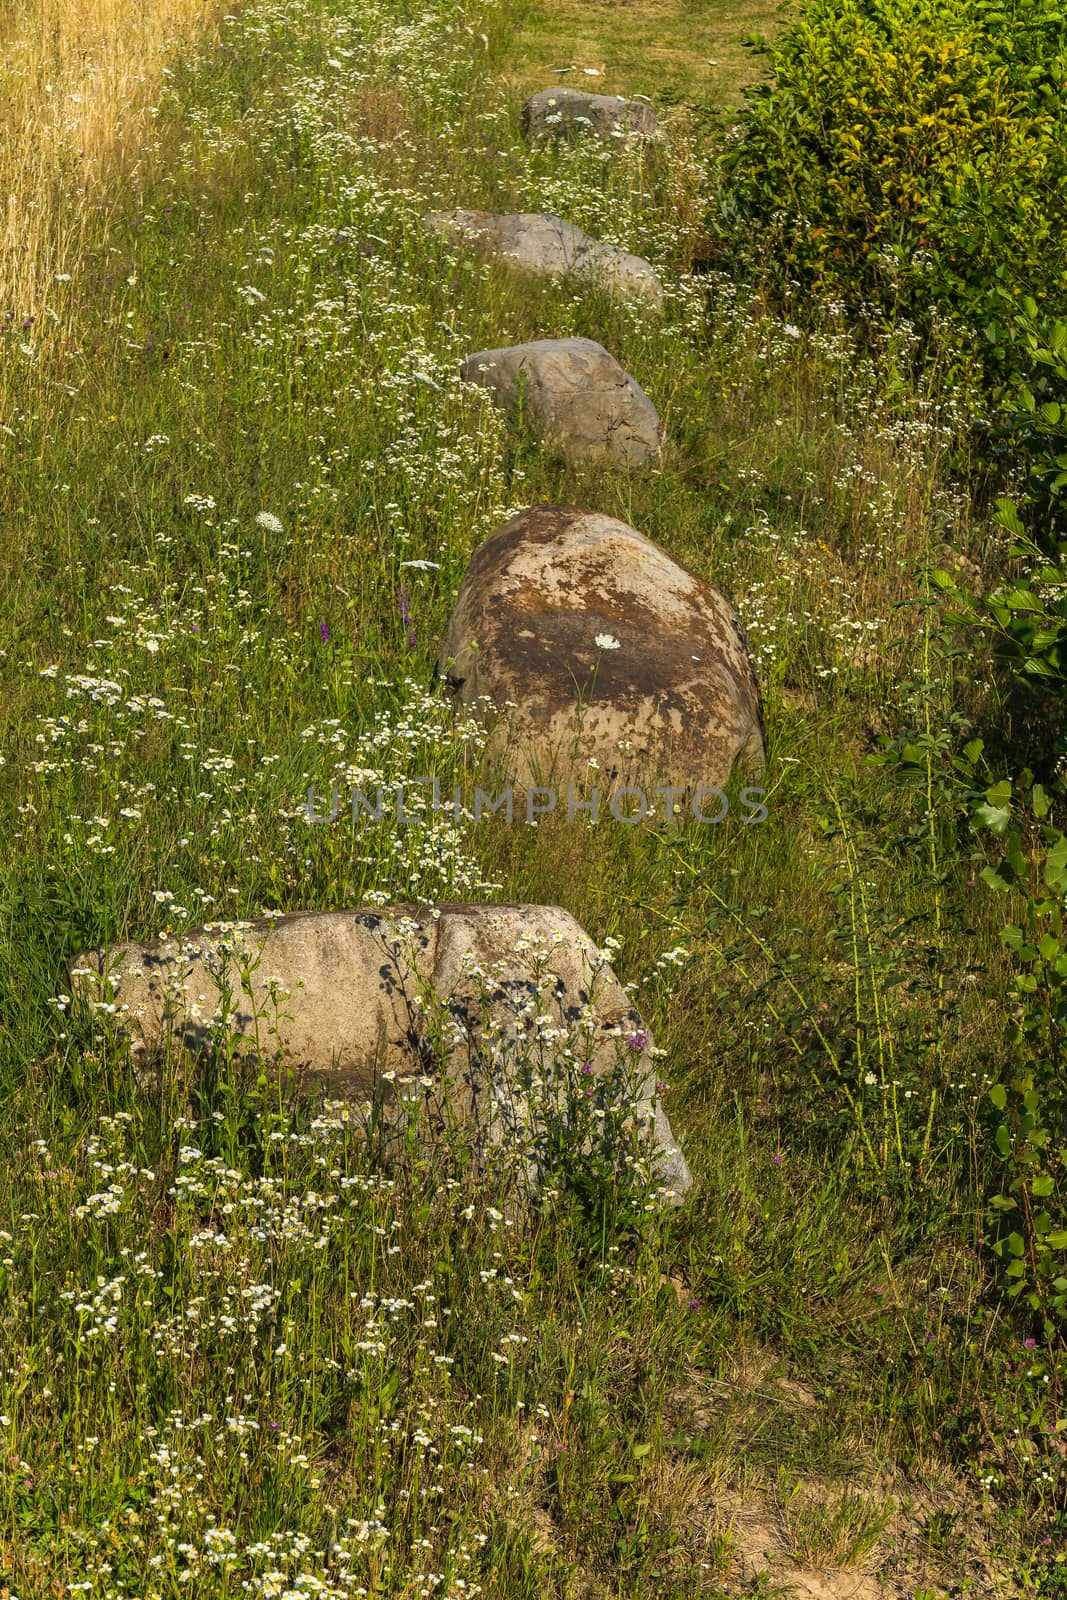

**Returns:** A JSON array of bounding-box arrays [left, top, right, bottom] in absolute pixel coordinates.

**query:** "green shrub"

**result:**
[[932, 304, 1067, 714], [925, 305, 1067, 1346], [719, 0, 1067, 359]]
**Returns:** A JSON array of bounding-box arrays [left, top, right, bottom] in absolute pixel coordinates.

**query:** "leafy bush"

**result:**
[[934, 303, 1067, 710], [718, 0, 1067, 358], [926, 307, 1067, 1344], [987, 298, 1067, 540], [973, 767, 1067, 1343]]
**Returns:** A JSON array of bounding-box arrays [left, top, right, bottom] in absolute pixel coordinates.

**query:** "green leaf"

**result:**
[[989, 1083, 1008, 1110], [994, 498, 1026, 537], [1004, 840, 1027, 878], [1001, 587, 1046, 613], [976, 808, 1011, 837], [1044, 834, 1067, 889]]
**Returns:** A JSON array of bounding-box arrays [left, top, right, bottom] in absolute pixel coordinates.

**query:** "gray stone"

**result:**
[[438, 505, 765, 792], [422, 209, 664, 309], [73, 903, 692, 1200], [460, 336, 662, 467], [521, 88, 662, 145]]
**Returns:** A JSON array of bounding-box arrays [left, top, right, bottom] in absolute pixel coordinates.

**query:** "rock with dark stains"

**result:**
[[461, 337, 662, 467], [72, 903, 693, 1200], [437, 505, 765, 792], [521, 88, 663, 145]]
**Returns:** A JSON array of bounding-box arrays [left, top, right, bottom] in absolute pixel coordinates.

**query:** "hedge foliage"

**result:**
[[719, 0, 1067, 353]]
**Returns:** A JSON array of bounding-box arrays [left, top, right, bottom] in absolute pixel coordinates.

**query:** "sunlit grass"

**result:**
[[0, 0, 224, 331], [503, 0, 782, 111]]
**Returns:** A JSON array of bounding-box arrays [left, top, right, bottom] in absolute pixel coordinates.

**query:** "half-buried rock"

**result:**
[[438, 505, 765, 791], [521, 88, 662, 145], [422, 209, 664, 310], [461, 337, 662, 467], [73, 903, 692, 1200]]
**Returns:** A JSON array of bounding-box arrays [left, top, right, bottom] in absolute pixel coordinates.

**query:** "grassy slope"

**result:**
[[0, 0, 1061, 1594], [504, 0, 783, 110]]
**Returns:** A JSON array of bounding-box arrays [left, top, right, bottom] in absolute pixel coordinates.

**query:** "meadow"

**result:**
[[0, 0, 1063, 1595]]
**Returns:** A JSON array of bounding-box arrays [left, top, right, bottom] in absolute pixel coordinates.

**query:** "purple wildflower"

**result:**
[[319, 621, 331, 642], [397, 587, 416, 649]]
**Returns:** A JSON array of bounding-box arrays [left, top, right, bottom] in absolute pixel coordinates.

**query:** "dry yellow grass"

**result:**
[[0, 0, 223, 325]]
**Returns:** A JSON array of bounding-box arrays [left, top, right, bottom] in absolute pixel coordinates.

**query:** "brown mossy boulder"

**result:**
[[437, 506, 765, 793]]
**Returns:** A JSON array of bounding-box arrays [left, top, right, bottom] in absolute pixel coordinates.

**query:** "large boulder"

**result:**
[[437, 505, 765, 791], [422, 209, 664, 309], [521, 88, 662, 144], [460, 337, 662, 467], [73, 903, 692, 1200]]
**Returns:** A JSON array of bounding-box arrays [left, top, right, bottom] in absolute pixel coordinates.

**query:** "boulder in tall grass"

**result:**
[[73, 903, 693, 1200], [423, 209, 664, 309], [460, 337, 662, 467], [521, 88, 662, 145]]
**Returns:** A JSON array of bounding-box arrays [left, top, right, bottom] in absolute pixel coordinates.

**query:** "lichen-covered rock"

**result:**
[[438, 505, 765, 791], [422, 209, 664, 309], [73, 903, 692, 1200], [521, 88, 662, 144], [461, 337, 662, 467]]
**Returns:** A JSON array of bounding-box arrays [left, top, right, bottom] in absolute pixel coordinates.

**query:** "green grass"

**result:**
[[504, 0, 783, 113], [0, 0, 1064, 1593]]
